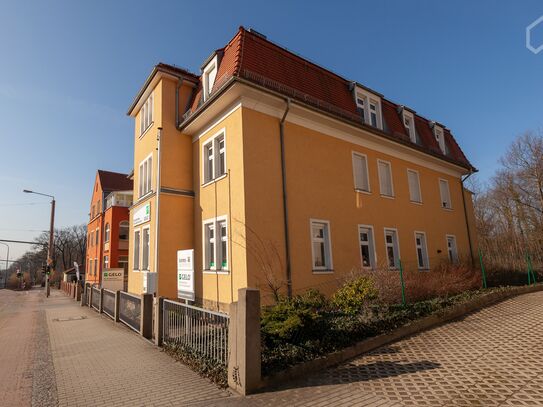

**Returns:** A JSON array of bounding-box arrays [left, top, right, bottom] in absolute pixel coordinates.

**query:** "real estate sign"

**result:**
[[102, 268, 125, 291], [133, 203, 150, 226], [177, 249, 194, 301]]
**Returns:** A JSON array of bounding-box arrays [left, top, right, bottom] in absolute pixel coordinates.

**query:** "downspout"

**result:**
[[461, 170, 477, 267], [279, 98, 292, 297], [154, 127, 163, 296]]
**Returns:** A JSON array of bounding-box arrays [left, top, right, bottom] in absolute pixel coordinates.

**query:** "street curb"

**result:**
[[258, 284, 543, 391]]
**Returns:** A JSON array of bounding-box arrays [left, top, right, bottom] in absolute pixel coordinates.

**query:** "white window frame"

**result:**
[[384, 228, 400, 269], [358, 224, 377, 269], [446, 234, 459, 263], [202, 55, 218, 101], [88, 258, 93, 276], [433, 125, 446, 154], [310, 219, 333, 272], [355, 87, 383, 130], [202, 215, 229, 273], [138, 153, 153, 198], [104, 223, 110, 243], [439, 178, 452, 209], [103, 255, 109, 270], [202, 129, 226, 186], [402, 110, 416, 143], [141, 226, 150, 271], [119, 221, 129, 240], [377, 159, 394, 198], [407, 169, 422, 204], [133, 229, 141, 271], [414, 231, 430, 270], [352, 152, 371, 193], [139, 92, 154, 136]]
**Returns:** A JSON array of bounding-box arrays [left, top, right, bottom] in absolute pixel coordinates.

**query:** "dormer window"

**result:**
[[202, 55, 218, 101], [433, 125, 446, 154], [402, 110, 416, 143], [355, 87, 382, 130]]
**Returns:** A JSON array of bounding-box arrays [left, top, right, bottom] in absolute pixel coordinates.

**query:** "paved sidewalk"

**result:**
[[214, 291, 543, 406]]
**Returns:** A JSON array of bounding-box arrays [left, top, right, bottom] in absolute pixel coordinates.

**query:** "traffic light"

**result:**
[[41, 264, 50, 275]]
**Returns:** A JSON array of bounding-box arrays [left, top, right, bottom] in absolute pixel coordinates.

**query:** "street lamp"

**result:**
[[0, 242, 8, 288], [23, 189, 55, 297]]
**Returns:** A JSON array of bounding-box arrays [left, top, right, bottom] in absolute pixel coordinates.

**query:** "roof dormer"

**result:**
[[353, 84, 383, 130], [430, 122, 446, 154], [398, 106, 417, 143], [202, 54, 219, 102]]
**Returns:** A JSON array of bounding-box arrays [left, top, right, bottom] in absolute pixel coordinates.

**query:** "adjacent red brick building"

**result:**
[[85, 170, 133, 285]]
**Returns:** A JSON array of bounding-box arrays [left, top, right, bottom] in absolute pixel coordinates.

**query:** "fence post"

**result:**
[[114, 290, 121, 322], [228, 288, 261, 395], [80, 284, 86, 306], [89, 284, 93, 307], [99, 288, 104, 313], [154, 297, 164, 346], [72, 283, 76, 299], [76, 283, 81, 301], [141, 294, 153, 339]]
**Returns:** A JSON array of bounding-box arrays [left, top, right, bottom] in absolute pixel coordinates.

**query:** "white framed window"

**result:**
[[119, 221, 129, 240], [138, 154, 153, 198], [433, 125, 446, 154], [141, 227, 150, 271], [202, 130, 226, 184], [133, 230, 140, 271], [407, 169, 422, 203], [439, 178, 452, 209], [403, 110, 416, 143], [358, 225, 376, 269], [310, 219, 333, 271], [446, 235, 458, 263], [203, 56, 218, 101], [378, 160, 394, 197], [104, 223, 110, 243], [355, 88, 383, 130], [352, 152, 370, 192], [414, 232, 429, 270], [139, 92, 153, 135], [203, 216, 228, 271], [103, 255, 109, 270], [384, 228, 400, 269]]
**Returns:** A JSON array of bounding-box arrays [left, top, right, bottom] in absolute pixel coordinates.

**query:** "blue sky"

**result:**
[[0, 0, 542, 260]]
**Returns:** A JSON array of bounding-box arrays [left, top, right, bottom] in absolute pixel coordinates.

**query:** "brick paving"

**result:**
[[214, 291, 543, 406], [2, 288, 543, 406]]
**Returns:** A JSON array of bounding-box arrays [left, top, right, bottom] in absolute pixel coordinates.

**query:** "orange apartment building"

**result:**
[[86, 170, 133, 285]]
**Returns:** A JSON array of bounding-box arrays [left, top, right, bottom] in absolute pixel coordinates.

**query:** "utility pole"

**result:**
[[23, 189, 55, 297]]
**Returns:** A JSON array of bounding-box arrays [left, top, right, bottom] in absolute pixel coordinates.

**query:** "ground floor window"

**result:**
[[358, 225, 375, 269], [415, 232, 429, 270], [310, 219, 333, 271], [103, 255, 109, 270], [142, 227, 150, 271], [384, 228, 400, 269], [447, 235, 458, 263], [203, 216, 228, 271], [118, 255, 128, 272], [133, 230, 140, 270]]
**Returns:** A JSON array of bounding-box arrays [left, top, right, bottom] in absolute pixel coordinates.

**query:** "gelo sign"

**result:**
[[177, 249, 194, 301], [133, 203, 150, 226], [102, 268, 125, 290]]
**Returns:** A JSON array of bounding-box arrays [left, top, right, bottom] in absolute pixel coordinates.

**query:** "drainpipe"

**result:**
[[279, 98, 292, 297], [461, 170, 477, 267], [154, 127, 163, 296]]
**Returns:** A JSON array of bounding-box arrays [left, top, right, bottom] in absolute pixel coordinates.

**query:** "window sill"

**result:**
[[201, 173, 227, 188], [132, 269, 140, 273], [139, 122, 154, 139], [418, 268, 430, 272], [203, 270, 230, 275], [355, 188, 371, 195], [441, 206, 453, 211], [410, 200, 423, 205], [312, 269, 334, 274], [380, 194, 395, 200]]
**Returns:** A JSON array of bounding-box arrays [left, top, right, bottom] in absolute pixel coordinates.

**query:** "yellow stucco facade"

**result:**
[[126, 69, 477, 310]]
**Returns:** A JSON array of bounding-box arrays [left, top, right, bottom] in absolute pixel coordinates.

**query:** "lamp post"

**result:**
[[0, 242, 8, 288], [23, 189, 55, 297]]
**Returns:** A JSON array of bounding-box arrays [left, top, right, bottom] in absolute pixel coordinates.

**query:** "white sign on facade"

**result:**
[[177, 249, 195, 301], [102, 268, 125, 291], [133, 203, 151, 226]]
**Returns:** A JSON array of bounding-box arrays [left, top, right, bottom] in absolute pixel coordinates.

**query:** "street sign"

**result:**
[[177, 249, 194, 301]]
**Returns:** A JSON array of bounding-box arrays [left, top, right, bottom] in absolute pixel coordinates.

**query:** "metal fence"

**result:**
[[91, 286, 101, 311], [119, 291, 141, 332], [102, 289, 116, 319], [162, 300, 229, 366], [86, 285, 91, 306]]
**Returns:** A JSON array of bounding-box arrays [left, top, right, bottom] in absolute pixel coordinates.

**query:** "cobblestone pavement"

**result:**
[[0, 288, 233, 407], [212, 291, 543, 406]]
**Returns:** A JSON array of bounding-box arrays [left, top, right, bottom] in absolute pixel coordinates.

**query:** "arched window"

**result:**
[[119, 221, 129, 240], [104, 223, 110, 243]]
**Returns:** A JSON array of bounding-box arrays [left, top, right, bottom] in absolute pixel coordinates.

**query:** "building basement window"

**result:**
[[311, 220, 333, 271]]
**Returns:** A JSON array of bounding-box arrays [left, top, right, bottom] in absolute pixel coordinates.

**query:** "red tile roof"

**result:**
[[97, 170, 133, 192], [184, 27, 474, 171]]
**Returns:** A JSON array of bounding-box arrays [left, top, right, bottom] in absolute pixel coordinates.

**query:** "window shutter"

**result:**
[[353, 154, 369, 191]]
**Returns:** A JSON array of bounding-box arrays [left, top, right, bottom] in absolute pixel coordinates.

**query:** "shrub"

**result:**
[[331, 276, 378, 315]]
